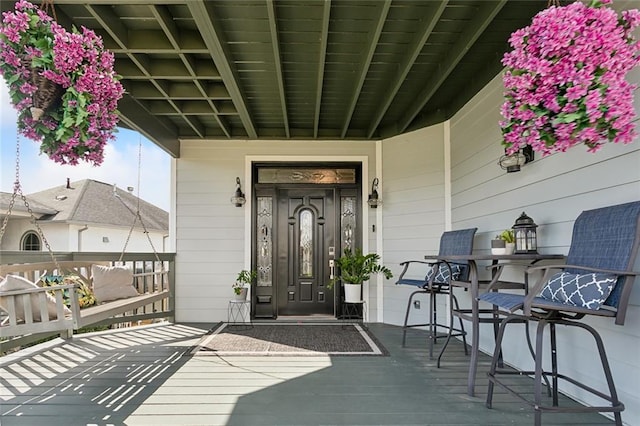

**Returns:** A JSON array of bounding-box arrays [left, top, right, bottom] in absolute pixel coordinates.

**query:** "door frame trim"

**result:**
[[243, 155, 371, 317]]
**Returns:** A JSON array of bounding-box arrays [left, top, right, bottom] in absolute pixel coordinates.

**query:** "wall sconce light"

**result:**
[[498, 145, 534, 173], [367, 177, 382, 208], [230, 177, 246, 207], [512, 211, 538, 254]]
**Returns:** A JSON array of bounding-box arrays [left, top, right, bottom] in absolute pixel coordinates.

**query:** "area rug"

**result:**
[[191, 322, 388, 356]]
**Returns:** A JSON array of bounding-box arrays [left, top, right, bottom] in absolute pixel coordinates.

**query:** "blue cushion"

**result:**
[[565, 201, 640, 308], [426, 263, 462, 284], [539, 272, 617, 310], [478, 292, 525, 312]]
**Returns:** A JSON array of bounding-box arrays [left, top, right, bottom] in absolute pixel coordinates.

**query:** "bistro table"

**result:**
[[423, 253, 565, 397]]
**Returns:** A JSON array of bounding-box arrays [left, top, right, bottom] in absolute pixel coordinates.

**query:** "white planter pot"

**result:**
[[233, 287, 248, 301], [343, 283, 362, 303]]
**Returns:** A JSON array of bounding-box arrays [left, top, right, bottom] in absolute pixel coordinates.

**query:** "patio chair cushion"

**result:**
[[426, 263, 463, 284], [91, 264, 139, 304], [0, 274, 71, 321], [539, 271, 617, 310]]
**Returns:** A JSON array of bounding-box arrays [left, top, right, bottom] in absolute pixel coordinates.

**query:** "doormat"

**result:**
[[191, 322, 388, 356]]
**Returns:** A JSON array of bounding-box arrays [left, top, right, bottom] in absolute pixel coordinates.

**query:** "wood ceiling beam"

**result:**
[[188, 1, 257, 139], [85, 5, 195, 145], [86, 5, 128, 47], [398, 0, 508, 133], [266, 0, 290, 139], [313, 0, 331, 139], [340, 0, 391, 139], [117, 96, 180, 158], [366, 0, 448, 139], [151, 5, 231, 138]]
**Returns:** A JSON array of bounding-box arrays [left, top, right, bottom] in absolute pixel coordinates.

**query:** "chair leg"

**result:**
[[550, 323, 559, 406], [451, 293, 467, 355], [428, 290, 437, 358], [573, 321, 624, 426], [486, 314, 516, 409], [402, 289, 426, 347], [533, 319, 549, 426], [436, 289, 467, 367]]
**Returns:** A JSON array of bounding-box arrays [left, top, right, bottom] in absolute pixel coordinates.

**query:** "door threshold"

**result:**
[[261, 314, 337, 322]]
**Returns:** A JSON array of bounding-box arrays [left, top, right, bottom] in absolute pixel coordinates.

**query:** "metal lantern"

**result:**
[[512, 211, 538, 254], [230, 177, 246, 207], [367, 177, 382, 208]]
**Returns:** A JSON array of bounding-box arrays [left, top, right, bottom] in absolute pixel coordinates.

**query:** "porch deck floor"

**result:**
[[0, 322, 616, 425]]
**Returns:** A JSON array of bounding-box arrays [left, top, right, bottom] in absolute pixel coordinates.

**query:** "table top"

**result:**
[[424, 253, 565, 261]]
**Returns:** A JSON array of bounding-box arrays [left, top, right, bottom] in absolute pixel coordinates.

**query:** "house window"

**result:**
[[21, 231, 41, 251]]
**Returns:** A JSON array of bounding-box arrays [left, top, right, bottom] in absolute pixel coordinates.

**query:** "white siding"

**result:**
[[174, 140, 379, 323], [449, 69, 640, 422], [0, 219, 166, 253], [381, 125, 447, 326]]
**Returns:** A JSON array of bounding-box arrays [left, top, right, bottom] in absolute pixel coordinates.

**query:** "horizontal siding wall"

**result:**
[[381, 126, 447, 326], [175, 140, 377, 323], [449, 63, 640, 423]]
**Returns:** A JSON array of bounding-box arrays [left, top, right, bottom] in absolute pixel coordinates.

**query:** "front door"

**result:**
[[252, 164, 361, 319], [276, 188, 335, 316]]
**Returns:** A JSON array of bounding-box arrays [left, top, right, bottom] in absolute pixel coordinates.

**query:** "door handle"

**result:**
[[329, 259, 335, 279]]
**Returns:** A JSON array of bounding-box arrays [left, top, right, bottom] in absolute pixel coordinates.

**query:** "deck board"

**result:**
[[0, 322, 617, 425]]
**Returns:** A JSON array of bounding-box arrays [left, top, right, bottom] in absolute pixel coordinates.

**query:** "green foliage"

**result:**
[[233, 269, 257, 294], [328, 248, 393, 289], [497, 229, 515, 243]]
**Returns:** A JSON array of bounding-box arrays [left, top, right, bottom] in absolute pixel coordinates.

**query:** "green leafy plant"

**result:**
[[497, 229, 515, 244], [328, 248, 393, 289], [0, 0, 124, 166], [232, 269, 257, 295]]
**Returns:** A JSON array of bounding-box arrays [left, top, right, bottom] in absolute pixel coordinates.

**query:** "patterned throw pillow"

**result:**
[[539, 272, 617, 310], [425, 263, 463, 284], [0, 274, 71, 321]]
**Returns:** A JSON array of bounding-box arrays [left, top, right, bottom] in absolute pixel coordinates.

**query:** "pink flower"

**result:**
[[0, 0, 123, 166], [500, 0, 640, 155]]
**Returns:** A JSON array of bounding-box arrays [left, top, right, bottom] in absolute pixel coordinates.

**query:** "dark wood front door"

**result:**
[[276, 188, 336, 316]]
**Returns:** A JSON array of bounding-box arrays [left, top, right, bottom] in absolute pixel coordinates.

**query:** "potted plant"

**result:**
[[0, 0, 124, 166], [328, 248, 393, 303], [491, 229, 515, 255], [500, 0, 640, 156], [232, 269, 256, 301]]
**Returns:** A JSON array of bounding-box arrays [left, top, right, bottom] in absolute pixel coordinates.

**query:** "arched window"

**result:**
[[21, 231, 41, 251]]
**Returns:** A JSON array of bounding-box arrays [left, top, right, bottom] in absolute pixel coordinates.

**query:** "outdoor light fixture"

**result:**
[[231, 177, 246, 207], [367, 177, 382, 208], [512, 211, 538, 254], [498, 146, 534, 173]]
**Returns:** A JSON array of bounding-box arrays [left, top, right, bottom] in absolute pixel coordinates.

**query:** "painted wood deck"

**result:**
[[0, 322, 616, 425]]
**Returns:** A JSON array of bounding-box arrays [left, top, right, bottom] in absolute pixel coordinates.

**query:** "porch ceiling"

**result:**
[[1, 0, 544, 157]]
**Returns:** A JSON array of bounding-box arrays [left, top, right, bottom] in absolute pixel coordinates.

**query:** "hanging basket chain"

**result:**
[[40, 0, 58, 22], [118, 140, 164, 273], [0, 135, 61, 272]]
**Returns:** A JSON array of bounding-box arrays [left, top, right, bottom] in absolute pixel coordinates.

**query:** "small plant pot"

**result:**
[[233, 287, 248, 301], [505, 242, 515, 255], [491, 239, 506, 255], [343, 283, 362, 303]]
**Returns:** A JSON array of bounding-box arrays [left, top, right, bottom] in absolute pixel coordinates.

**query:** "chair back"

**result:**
[[438, 228, 477, 281], [565, 201, 640, 325]]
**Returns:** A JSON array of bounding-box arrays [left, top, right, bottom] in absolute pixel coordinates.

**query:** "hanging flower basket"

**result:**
[[0, 0, 124, 166], [500, 0, 640, 155]]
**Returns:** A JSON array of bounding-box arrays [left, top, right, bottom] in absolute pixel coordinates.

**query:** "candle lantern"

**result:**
[[512, 212, 538, 254]]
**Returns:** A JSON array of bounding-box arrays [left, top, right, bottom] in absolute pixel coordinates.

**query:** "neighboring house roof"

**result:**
[[0, 191, 59, 218], [25, 179, 168, 232]]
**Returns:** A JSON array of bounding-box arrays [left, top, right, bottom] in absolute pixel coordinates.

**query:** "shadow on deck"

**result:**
[[0, 322, 616, 425]]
